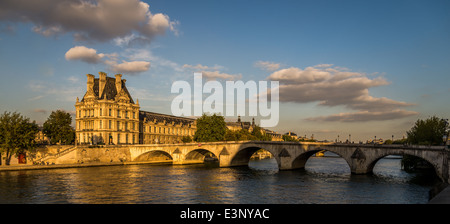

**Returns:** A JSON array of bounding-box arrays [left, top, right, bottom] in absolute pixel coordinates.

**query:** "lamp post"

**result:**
[[349, 134, 351, 143]]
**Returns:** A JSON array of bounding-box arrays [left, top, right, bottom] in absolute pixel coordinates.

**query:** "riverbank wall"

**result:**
[[33, 145, 132, 165], [0, 160, 172, 172]]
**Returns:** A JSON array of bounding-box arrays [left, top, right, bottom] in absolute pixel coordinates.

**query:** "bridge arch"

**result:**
[[134, 150, 173, 162], [366, 152, 441, 181], [185, 148, 218, 163], [229, 145, 277, 167], [291, 148, 352, 171]]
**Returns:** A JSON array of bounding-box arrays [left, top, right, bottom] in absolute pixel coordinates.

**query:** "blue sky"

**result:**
[[0, 0, 449, 142]]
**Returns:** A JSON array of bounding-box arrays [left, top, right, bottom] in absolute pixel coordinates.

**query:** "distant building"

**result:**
[[284, 131, 298, 138], [367, 138, 384, 144], [264, 129, 283, 141], [75, 72, 196, 145], [139, 111, 196, 144], [226, 116, 283, 141], [226, 116, 255, 132], [35, 126, 49, 144]]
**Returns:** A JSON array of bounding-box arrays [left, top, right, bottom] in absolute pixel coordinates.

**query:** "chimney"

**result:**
[[99, 72, 107, 97], [86, 74, 94, 91], [115, 74, 122, 92]]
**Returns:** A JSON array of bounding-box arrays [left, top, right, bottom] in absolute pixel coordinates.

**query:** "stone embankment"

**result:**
[[0, 160, 172, 172]]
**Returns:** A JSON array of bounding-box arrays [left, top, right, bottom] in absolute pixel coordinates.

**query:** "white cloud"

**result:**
[[254, 61, 281, 71], [125, 48, 183, 72], [108, 60, 151, 74], [182, 63, 239, 80], [305, 110, 419, 122], [0, 0, 178, 43], [113, 33, 138, 47], [268, 66, 331, 84], [32, 25, 63, 37], [182, 64, 224, 71], [267, 64, 418, 122], [65, 46, 104, 64], [202, 71, 242, 81], [65, 46, 151, 74], [314, 64, 334, 68]]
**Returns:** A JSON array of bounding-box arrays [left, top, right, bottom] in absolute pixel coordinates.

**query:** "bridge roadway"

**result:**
[[129, 141, 449, 183]]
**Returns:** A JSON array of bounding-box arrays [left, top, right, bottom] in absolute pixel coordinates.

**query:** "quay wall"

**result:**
[[76, 146, 130, 164], [34, 145, 131, 165]]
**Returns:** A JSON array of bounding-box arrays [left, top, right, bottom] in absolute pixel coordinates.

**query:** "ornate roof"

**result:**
[[139, 110, 195, 126], [81, 76, 135, 104]]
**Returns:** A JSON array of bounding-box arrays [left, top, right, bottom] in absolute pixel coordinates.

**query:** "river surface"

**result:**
[[0, 152, 439, 204]]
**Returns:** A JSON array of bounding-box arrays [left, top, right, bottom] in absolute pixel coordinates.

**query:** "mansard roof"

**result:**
[[81, 76, 135, 104], [139, 110, 195, 126]]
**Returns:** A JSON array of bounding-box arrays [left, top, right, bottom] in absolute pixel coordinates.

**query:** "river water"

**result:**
[[0, 152, 439, 204]]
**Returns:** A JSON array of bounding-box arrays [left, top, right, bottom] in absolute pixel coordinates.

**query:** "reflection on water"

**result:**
[[0, 153, 439, 204]]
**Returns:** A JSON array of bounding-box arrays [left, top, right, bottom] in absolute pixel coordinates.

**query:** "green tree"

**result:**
[[224, 126, 272, 141], [251, 126, 272, 141], [43, 110, 75, 145], [406, 116, 448, 145], [402, 116, 448, 172], [181, 135, 193, 143], [193, 113, 227, 142], [0, 111, 39, 165], [282, 135, 298, 142], [224, 129, 239, 141]]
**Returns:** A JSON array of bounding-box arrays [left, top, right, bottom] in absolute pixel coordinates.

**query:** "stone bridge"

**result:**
[[129, 141, 449, 183]]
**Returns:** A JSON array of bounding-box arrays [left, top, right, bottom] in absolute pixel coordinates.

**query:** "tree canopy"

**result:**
[[193, 113, 272, 142], [43, 110, 75, 145], [193, 113, 227, 142], [402, 116, 448, 172], [407, 116, 448, 145], [224, 127, 271, 141], [0, 111, 39, 165]]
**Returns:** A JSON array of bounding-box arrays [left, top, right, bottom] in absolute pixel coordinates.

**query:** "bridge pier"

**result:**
[[349, 148, 371, 175], [278, 157, 294, 170], [218, 147, 234, 167]]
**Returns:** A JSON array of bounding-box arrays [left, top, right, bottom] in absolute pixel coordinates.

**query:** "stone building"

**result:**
[[140, 111, 196, 144], [264, 129, 283, 141], [35, 126, 50, 144], [226, 116, 283, 141], [226, 116, 255, 132], [75, 72, 196, 145]]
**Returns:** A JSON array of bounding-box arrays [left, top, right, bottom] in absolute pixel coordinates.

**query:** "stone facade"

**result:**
[[35, 127, 49, 144], [75, 72, 196, 145], [226, 116, 283, 141], [140, 111, 196, 144], [226, 116, 255, 132]]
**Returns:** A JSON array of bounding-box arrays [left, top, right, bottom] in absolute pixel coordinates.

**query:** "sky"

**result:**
[[0, 0, 449, 142]]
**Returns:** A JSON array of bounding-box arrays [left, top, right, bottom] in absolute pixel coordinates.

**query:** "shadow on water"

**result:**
[[372, 156, 440, 186]]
